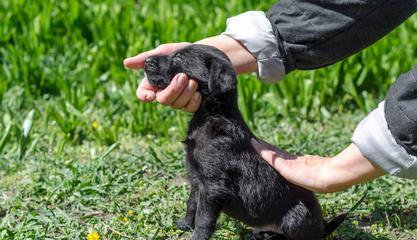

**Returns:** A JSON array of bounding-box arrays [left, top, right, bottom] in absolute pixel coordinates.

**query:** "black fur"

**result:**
[[144, 44, 340, 240]]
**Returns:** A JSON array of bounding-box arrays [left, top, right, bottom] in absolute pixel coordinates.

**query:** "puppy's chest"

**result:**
[[184, 118, 248, 172]]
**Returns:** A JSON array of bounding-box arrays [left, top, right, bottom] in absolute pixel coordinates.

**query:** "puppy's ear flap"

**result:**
[[208, 60, 237, 95]]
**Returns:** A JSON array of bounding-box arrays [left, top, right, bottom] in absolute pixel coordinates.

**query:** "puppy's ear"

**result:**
[[208, 60, 237, 95]]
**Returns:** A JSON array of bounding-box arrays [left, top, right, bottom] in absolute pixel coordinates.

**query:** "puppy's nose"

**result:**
[[145, 57, 158, 65], [144, 57, 159, 72]]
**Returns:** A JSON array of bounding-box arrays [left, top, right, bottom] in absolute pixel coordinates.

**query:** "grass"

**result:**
[[1, 112, 417, 239], [1, 0, 416, 239]]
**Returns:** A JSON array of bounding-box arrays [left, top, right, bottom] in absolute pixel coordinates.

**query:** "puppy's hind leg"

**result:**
[[280, 201, 324, 240], [192, 191, 222, 240], [177, 183, 198, 231]]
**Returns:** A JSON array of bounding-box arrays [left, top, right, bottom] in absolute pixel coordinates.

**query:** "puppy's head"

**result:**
[[144, 44, 237, 96]]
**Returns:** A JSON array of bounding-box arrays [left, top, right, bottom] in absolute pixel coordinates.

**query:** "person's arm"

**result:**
[[196, 35, 257, 74], [125, 1, 417, 110], [208, 2, 417, 185], [352, 65, 417, 179], [252, 65, 417, 192], [224, 1, 417, 83]]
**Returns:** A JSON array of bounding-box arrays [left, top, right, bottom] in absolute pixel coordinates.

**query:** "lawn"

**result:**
[[1, 1, 416, 239]]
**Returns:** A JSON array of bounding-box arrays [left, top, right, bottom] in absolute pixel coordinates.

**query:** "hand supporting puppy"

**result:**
[[124, 35, 257, 112], [251, 139, 386, 193], [124, 42, 202, 112]]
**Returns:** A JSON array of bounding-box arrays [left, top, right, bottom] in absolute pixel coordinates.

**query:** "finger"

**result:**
[[124, 43, 191, 69], [251, 139, 278, 165], [156, 73, 188, 106], [257, 139, 279, 150], [251, 138, 293, 174], [171, 80, 198, 109], [136, 77, 157, 102], [251, 139, 328, 192], [183, 92, 201, 112], [251, 138, 311, 190], [124, 48, 162, 69], [252, 139, 294, 160], [124, 44, 173, 69]]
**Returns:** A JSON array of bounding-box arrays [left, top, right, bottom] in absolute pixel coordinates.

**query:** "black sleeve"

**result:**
[[266, 1, 417, 73], [385, 64, 417, 157]]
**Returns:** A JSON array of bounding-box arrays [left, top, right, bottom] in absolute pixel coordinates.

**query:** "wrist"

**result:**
[[322, 144, 385, 193], [319, 157, 354, 193], [195, 35, 257, 74]]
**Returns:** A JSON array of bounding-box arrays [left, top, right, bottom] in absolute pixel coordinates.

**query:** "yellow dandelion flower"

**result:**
[[92, 121, 98, 129], [87, 230, 100, 240], [327, 231, 337, 239], [123, 216, 128, 222], [127, 210, 134, 216]]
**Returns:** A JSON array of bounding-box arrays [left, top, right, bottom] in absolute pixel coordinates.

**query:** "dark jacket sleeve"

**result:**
[[266, 0, 417, 73], [352, 65, 417, 179], [385, 65, 417, 157]]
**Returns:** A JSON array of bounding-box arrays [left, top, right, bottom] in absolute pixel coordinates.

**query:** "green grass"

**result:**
[[1, 0, 416, 239], [1, 112, 417, 239]]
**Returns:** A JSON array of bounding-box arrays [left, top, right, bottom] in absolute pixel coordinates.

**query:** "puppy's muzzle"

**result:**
[[144, 57, 159, 73]]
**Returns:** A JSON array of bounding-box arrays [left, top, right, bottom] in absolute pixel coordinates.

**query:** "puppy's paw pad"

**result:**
[[176, 218, 194, 231]]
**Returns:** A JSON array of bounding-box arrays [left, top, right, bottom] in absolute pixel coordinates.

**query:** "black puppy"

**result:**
[[144, 44, 343, 240]]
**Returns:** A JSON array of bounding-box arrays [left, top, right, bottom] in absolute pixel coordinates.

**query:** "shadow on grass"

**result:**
[[236, 214, 397, 240], [238, 228, 388, 240], [173, 205, 417, 240], [335, 222, 390, 240], [334, 204, 417, 240], [364, 204, 417, 230]]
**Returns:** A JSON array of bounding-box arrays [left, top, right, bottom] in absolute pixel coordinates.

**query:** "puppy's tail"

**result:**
[[323, 212, 347, 237], [323, 184, 370, 238]]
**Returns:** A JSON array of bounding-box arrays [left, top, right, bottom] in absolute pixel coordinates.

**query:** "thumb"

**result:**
[[124, 42, 191, 69], [136, 77, 157, 102], [124, 49, 159, 69]]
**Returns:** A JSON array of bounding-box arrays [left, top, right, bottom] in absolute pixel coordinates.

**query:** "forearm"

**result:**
[[322, 144, 385, 193], [196, 35, 257, 74], [325, 65, 417, 190]]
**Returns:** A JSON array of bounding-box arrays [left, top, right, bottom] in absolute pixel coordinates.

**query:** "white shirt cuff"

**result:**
[[222, 11, 286, 83], [352, 101, 417, 179]]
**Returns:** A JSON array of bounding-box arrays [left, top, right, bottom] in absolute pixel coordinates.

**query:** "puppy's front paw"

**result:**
[[176, 218, 194, 231]]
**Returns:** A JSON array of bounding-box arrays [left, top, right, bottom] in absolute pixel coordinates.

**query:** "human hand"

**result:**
[[123, 35, 258, 112], [124, 42, 201, 112], [251, 139, 332, 192], [251, 139, 385, 193]]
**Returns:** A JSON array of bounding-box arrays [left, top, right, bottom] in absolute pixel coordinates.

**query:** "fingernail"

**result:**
[[187, 81, 197, 91], [144, 94, 150, 101], [193, 92, 201, 101], [145, 93, 155, 102], [178, 74, 187, 85]]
